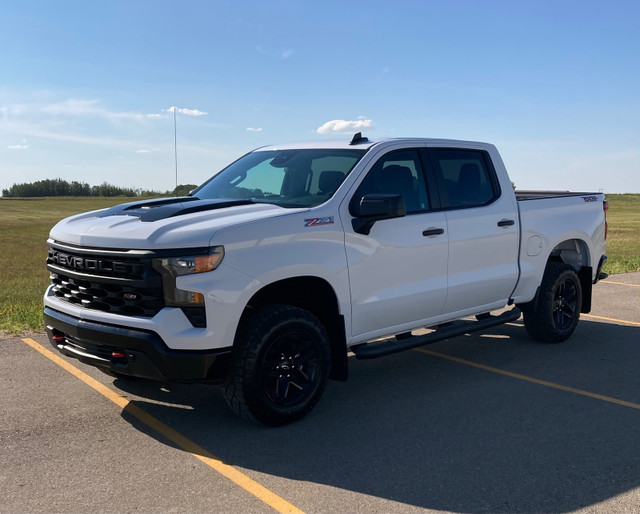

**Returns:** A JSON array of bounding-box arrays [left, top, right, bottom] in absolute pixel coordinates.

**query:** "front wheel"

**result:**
[[522, 262, 582, 344], [223, 305, 330, 426]]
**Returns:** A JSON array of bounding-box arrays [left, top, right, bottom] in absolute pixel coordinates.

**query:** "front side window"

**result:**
[[351, 150, 430, 214], [193, 149, 366, 208], [430, 149, 499, 208]]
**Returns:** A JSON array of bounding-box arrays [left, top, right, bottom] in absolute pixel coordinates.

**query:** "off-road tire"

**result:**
[[223, 305, 330, 426], [523, 262, 582, 344]]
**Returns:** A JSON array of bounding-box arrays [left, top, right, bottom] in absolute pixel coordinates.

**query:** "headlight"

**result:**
[[152, 246, 224, 306]]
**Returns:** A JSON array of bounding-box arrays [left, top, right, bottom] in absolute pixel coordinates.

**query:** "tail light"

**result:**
[[603, 199, 609, 240]]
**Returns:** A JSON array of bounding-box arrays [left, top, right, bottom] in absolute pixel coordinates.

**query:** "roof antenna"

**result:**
[[350, 132, 369, 145]]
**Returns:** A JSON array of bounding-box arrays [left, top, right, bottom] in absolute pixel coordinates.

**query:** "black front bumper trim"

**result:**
[[44, 307, 231, 382]]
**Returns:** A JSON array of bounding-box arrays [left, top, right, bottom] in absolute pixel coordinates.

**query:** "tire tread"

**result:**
[[223, 304, 329, 426]]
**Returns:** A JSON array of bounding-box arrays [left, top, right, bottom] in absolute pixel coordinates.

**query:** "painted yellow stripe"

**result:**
[[582, 313, 640, 327], [599, 280, 640, 288], [414, 347, 640, 411], [21, 338, 304, 514]]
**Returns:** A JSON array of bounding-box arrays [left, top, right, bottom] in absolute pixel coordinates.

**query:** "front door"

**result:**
[[343, 149, 449, 341]]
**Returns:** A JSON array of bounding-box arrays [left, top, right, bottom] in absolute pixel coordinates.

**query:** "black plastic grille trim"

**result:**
[[62, 334, 123, 362], [49, 272, 164, 317], [46, 241, 209, 325], [47, 242, 164, 317], [181, 307, 207, 328]]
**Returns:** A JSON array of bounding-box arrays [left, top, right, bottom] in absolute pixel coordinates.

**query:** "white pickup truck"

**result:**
[[44, 134, 608, 425]]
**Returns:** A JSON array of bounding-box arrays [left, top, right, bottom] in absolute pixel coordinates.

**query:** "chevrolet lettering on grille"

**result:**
[[48, 250, 144, 276]]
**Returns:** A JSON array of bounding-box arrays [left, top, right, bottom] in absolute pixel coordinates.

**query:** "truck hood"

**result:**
[[49, 197, 305, 249]]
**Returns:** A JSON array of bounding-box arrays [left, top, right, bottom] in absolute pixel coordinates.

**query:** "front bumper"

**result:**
[[44, 307, 232, 382]]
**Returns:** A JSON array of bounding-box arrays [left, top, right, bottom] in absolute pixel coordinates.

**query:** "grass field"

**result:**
[[1, 194, 638, 334], [602, 194, 640, 275], [0, 197, 141, 334]]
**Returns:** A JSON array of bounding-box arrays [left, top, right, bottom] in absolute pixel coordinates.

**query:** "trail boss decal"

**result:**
[[304, 217, 334, 227], [582, 195, 598, 202]]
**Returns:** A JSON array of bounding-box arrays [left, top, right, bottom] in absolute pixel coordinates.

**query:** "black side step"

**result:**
[[352, 308, 522, 360]]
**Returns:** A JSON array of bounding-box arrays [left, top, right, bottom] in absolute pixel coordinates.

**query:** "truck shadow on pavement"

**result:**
[[115, 320, 640, 513]]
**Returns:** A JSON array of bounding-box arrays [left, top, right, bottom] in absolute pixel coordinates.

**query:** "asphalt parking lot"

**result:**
[[1, 273, 639, 513]]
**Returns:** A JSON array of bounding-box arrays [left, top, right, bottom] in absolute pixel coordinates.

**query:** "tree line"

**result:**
[[2, 178, 197, 198]]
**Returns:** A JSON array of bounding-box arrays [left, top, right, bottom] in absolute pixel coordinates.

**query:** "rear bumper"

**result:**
[[44, 307, 232, 382]]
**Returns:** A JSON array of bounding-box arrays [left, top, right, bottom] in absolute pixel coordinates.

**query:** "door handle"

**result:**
[[497, 219, 515, 227], [422, 228, 445, 237]]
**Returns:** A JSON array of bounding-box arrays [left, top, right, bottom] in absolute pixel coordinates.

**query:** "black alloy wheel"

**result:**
[[223, 305, 330, 426]]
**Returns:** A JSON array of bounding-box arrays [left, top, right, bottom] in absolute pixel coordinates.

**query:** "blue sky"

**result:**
[[1, 0, 638, 194]]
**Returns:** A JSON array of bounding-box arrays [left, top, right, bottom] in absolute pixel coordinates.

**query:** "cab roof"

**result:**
[[255, 133, 489, 152]]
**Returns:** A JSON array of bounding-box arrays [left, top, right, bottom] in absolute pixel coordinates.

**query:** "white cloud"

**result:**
[[1, 98, 208, 123], [42, 98, 101, 116], [166, 106, 208, 116], [316, 118, 375, 134], [136, 149, 152, 154], [246, 127, 263, 132], [7, 144, 28, 149], [3, 98, 172, 122]]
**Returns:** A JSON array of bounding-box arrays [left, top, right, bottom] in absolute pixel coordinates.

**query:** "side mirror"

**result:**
[[351, 194, 406, 235]]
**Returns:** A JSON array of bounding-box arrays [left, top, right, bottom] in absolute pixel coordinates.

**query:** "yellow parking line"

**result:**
[[582, 313, 640, 326], [414, 347, 640, 411], [21, 338, 304, 514], [599, 280, 640, 288]]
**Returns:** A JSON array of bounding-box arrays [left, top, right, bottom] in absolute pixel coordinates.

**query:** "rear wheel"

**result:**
[[523, 262, 582, 343], [223, 305, 330, 426]]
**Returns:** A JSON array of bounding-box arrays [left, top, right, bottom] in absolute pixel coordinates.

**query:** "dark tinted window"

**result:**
[[431, 149, 499, 208], [351, 150, 429, 213]]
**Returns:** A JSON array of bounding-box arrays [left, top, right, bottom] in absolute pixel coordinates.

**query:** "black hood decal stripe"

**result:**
[[98, 197, 254, 222]]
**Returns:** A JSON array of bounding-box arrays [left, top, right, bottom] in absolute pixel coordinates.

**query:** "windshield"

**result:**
[[193, 148, 366, 208]]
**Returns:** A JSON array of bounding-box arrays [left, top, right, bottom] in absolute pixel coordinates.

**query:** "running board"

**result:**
[[352, 308, 522, 360]]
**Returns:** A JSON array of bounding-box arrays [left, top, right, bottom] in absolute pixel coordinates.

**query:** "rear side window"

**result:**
[[430, 149, 500, 209]]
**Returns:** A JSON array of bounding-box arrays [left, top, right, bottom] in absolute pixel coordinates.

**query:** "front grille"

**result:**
[[49, 272, 164, 317], [47, 243, 164, 318]]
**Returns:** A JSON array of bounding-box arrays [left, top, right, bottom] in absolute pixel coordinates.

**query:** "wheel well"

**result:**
[[244, 276, 348, 381], [548, 238, 590, 270], [547, 239, 593, 314]]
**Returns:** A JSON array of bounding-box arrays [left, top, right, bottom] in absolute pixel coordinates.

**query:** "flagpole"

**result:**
[[173, 108, 178, 190]]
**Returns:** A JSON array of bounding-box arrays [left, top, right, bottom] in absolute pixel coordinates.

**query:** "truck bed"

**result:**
[[515, 190, 602, 201]]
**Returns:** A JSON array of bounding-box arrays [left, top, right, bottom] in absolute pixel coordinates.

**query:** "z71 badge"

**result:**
[[582, 195, 598, 202], [304, 217, 334, 227]]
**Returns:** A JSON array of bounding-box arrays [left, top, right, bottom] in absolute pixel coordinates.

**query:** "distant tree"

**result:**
[[172, 184, 199, 196], [1, 178, 177, 198]]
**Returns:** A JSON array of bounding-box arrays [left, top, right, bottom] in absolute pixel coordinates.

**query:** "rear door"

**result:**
[[427, 148, 519, 314]]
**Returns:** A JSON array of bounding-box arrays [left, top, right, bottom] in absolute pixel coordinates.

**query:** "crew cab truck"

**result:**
[[44, 134, 608, 425]]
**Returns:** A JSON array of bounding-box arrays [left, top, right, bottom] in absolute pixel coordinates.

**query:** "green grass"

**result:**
[[0, 197, 143, 334], [602, 194, 640, 275], [0, 194, 638, 335]]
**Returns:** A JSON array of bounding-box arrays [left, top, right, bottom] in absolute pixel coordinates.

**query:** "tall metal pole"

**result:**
[[173, 108, 178, 190]]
